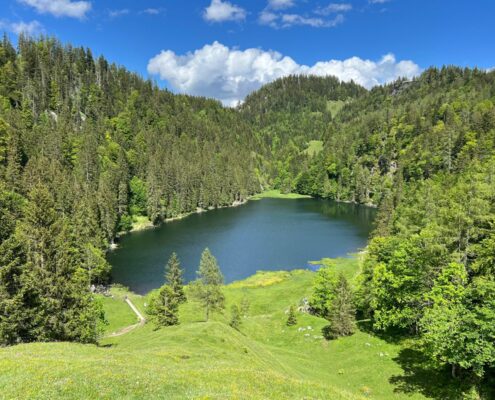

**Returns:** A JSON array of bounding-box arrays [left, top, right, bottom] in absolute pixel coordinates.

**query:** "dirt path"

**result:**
[[105, 297, 146, 338]]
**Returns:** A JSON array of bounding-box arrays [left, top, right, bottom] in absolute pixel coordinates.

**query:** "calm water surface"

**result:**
[[108, 198, 376, 294]]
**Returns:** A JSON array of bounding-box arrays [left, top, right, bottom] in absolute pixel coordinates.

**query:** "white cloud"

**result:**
[[18, 0, 91, 19], [148, 42, 421, 106], [260, 1, 348, 29], [268, 0, 295, 10], [281, 13, 344, 28], [109, 9, 129, 18], [0, 19, 44, 35], [143, 8, 161, 15], [259, 11, 279, 27], [369, 0, 390, 3], [316, 3, 352, 15], [260, 11, 344, 28], [203, 0, 246, 22]]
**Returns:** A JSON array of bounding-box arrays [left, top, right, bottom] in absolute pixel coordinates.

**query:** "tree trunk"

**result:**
[[451, 364, 457, 378]]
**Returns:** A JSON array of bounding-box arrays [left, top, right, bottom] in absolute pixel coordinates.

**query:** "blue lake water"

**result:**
[[108, 198, 376, 294]]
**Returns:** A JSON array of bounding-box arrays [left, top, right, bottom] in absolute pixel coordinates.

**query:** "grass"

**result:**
[[0, 258, 470, 399], [327, 99, 346, 117], [250, 189, 311, 200], [309, 256, 363, 282], [98, 286, 145, 334], [302, 140, 324, 157], [130, 215, 153, 232]]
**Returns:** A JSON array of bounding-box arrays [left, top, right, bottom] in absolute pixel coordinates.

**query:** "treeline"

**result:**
[[0, 35, 259, 344]]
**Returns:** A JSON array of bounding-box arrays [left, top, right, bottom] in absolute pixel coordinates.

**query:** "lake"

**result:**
[[108, 198, 376, 294]]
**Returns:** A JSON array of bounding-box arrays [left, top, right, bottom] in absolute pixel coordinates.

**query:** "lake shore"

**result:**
[[124, 189, 310, 236], [115, 189, 376, 247]]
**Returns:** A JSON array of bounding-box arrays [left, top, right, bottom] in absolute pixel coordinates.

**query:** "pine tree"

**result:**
[[324, 274, 356, 339], [229, 304, 241, 330], [165, 252, 186, 304], [0, 235, 34, 345], [286, 305, 297, 326], [191, 248, 225, 321], [15, 185, 105, 343], [147, 284, 179, 327]]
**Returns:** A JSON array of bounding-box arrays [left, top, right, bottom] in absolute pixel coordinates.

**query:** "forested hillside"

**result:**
[[240, 75, 366, 192], [246, 67, 495, 387], [0, 35, 259, 344]]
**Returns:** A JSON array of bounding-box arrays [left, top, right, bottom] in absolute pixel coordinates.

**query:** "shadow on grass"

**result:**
[[390, 347, 459, 398], [356, 321, 495, 399], [356, 319, 408, 345], [97, 343, 115, 348], [389, 346, 483, 400]]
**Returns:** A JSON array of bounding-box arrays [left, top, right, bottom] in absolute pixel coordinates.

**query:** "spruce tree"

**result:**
[[0, 236, 34, 345], [16, 185, 105, 343], [324, 274, 356, 339], [191, 248, 225, 321], [147, 285, 179, 327], [165, 252, 186, 304], [286, 305, 297, 326]]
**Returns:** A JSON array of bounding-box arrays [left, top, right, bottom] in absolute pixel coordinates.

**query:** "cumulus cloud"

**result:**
[[268, 0, 295, 10], [18, 0, 91, 19], [0, 19, 44, 35], [203, 0, 246, 22], [148, 42, 421, 106]]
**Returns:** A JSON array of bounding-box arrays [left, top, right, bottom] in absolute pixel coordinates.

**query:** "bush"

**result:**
[[286, 305, 297, 326], [322, 324, 337, 340]]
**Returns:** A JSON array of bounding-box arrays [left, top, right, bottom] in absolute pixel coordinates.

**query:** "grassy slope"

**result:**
[[0, 258, 434, 400]]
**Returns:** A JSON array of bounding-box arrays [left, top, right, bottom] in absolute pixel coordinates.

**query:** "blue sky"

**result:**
[[1, 0, 494, 104]]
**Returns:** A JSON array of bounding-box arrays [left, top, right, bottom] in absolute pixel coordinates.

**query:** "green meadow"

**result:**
[[0, 258, 466, 399]]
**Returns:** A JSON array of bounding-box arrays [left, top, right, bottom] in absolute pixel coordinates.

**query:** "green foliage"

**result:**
[[147, 285, 179, 327], [191, 248, 225, 321], [309, 264, 338, 319], [286, 305, 297, 326], [129, 176, 147, 216], [0, 185, 105, 345], [420, 265, 495, 378], [324, 274, 356, 340], [229, 304, 242, 330], [164, 252, 186, 304]]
